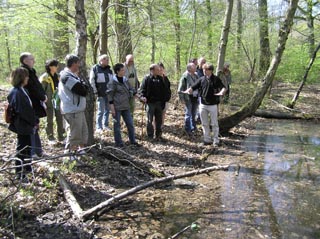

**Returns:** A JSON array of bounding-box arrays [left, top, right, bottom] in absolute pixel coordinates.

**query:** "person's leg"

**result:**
[[55, 109, 65, 141], [209, 104, 219, 144], [184, 101, 192, 133], [46, 106, 54, 140], [103, 96, 110, 129], [191, 98, 199, 131], [154, 102, 163, 138], [113, 110, 123, 146], [146, 103, 155, 138], [16, 134, 32, 177], [122, 109, 136, 144], [199, 104, 211, 143], [96, 97, 104, 130]]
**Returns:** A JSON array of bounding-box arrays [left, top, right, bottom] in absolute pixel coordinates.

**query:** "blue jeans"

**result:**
[[184, 97, 199, 133], [113, 109, 136, 146], [96, 96, 110, 129]]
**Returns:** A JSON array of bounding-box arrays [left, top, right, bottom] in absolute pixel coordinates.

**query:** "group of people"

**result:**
[[6, 51, 231, 180]]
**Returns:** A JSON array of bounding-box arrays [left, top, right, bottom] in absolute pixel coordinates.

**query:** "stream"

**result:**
[[98, 119, 320, 239]]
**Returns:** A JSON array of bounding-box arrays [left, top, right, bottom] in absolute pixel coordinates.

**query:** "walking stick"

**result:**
[[140, 102, 145, 139]]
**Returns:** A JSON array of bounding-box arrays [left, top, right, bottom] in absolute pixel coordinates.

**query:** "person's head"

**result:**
[[198, 57, 206, 68], [187, 63, 196, 74], [189, 58, 198, 65], [45, 59, 59, 74], [65, 54, 80, 73], [20, 52, 35, 68], [203, 63, 214, 77], [98, 54, 109, 67], [125, 54, 134, 66], [10, 67, 29, 87], [223, 62, 230, 71], [150, 64, 160, 76], [113, 63, 125, 77], [158, 62, 165, 75]]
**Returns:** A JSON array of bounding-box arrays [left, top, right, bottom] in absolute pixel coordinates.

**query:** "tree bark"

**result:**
[[173, 0, 181, 75], [99, 0, 109, 55], [147, 2, 156, 63], [219, 0, 299, 133], [236, 0, 243, 64], [216, 0, 234, 73], [74, 0, 95, 145], [258, 0, 271, 76], [115, 0, 133, 62], [206, 0, 213, 61], [288, 42, 320, 109], [81, 164, 229, 220]]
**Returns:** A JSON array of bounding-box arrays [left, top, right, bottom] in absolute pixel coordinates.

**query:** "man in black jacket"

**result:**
[[89, 54, 113, 132], [139, 64, 170, 141], [20, 52, 47, 157], [184, 63, 226, 146]]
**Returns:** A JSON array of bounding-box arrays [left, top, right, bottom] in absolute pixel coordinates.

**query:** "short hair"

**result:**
[[149, 64, 158, 71], [187, 63, 195, 71], [158, 62, 165, 69], [45, 59, 59, 73], [203, 63, 214, 71], [10, 67, 29, 87], [65, 54, 80, 68], [20, 52, 32, 64], [98, 54, 109, 62], [189, 58, 197, 64], [113, 63, 124, 74]]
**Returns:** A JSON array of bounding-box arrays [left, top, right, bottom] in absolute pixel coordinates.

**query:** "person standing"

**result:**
[[89, 54, 113, 132], [139, 64, 171, 141], [222, 62, 232, 103], [40, 59, 65, 142], [107, 63, 140, 148], [196, 57, 206, 77], [58, 54, 88, 153], [7, 67, 36, 180], [20, 52, 47, 158], [124, 54, 140, 116], [158, 62, 171, 127], [178, 63, 199, 136], [184, 64, 226, 146]]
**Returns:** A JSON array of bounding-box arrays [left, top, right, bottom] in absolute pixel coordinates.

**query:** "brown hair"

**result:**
[[203, 63, 214, 71], [10, 67, 29, 87]]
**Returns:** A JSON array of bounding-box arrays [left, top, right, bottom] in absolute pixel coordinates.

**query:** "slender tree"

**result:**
[[99, 0, 109, 55], [115, 0, 133, 62], [173, 0, 181, 75], [219, 0, 299, 133], [258, 0, 271, 75], [236, 0, 243, 64], [216, 0, 234, 73], [206, 0, 213, 61]]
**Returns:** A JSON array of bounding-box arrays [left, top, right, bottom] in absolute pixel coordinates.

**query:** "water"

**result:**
[[161, 120, 320, 238]]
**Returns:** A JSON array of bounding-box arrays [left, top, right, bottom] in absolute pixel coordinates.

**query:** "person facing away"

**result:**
[[178, 62, 199, 136], [107, 63, 140, 148], [40, 59, 65, 142], [7, 67, 36, 181], [158, 62, 171, 127], [196, 57, 206, 77], [20, 52, 47, 158], [139, 64, 171, 141], [124, 54, 140, 116], [89, 54, 113, 132], [222, 62, 232, 103], [58, 54, 88, 153], [184, 63, 226, 146]]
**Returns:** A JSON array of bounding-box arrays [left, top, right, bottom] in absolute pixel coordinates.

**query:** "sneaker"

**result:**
[[213, 141, 220, 147], [199, 141, 211, 146], [96, 129, 103, 134]]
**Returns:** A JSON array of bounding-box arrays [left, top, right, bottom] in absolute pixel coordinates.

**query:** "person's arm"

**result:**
[[89, 67, 98, 94], [138, 76, 147, 103], [107, 79, 116, 116]]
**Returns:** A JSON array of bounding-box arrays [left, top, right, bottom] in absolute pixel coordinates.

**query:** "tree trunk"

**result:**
[[206, 0, 213, 61], [115, 0, 133, 62], [188, 0, 197, 62], [74, 0, 95, 145], [216, 0, 234, 73], [147, 2, 156, 63], [219, 0, 299, 133], [173, 0, 181, 75], [306, 0, 315, 57], [288, 42, 320, 108], [236, 0, 243, 64], [53, 0, 70, 60], [99, 0, 109, 55], [258, 0, 271, 76]]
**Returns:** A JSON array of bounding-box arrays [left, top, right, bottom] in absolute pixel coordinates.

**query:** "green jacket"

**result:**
[[177, 71, 199, 102]]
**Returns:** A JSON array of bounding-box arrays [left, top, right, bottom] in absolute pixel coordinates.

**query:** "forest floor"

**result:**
[[0, 81, 319, 239]]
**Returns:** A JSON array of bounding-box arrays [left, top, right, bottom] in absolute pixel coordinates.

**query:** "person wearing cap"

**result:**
[[184, 63, 226, 146], [89, 54, 113, 132]]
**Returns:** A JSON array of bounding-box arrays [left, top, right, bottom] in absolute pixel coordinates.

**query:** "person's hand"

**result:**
[[44, 95, 48, 103], [109, 104, 116, 117], [214, 92, 224, 96], [140, 96, 147, 103]]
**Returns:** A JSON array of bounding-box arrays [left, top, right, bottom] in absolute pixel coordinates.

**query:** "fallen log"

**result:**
[[81, 164, 229, 220], [254, 109, 304, 119]]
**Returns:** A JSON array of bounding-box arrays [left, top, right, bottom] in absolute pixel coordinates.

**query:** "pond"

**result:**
[[98, 119, 320, 239]]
